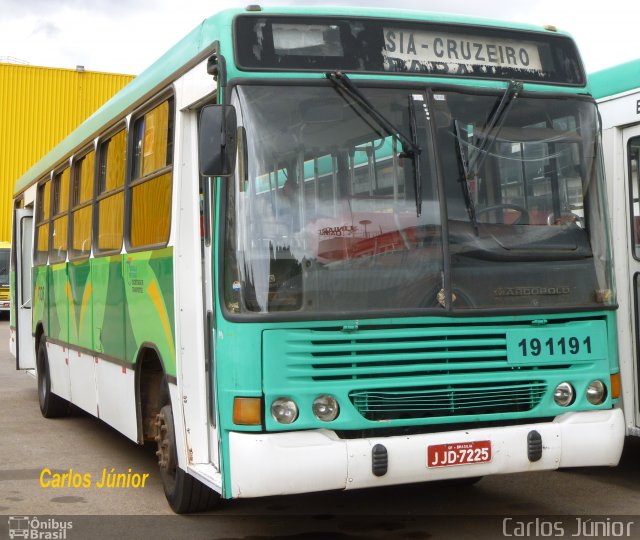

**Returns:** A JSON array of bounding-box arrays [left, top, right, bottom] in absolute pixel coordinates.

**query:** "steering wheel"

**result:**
[[475, 204, 530, 225]]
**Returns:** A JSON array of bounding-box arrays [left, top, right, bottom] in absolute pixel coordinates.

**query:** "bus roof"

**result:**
[[13, 6, 576, 198], [589, 59, 640, 100]]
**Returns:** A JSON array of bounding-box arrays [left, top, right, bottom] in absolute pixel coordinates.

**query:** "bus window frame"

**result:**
[[93, 122, 127, 257], [124, 90, 176, 254], [69, 144, 97, 261], [33, 174, 52, 267], [49, 163, 71, 264], [627, 136, 640, 262]]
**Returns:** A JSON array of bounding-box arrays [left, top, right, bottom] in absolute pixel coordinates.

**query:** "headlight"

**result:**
[[586, 380, 607, 405], [312, 395, 340, 422], [271, 398, 298, 424], [553, 382, 575, 407]]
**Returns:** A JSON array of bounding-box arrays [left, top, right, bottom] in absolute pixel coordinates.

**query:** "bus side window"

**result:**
[[70, 150, 95, 259], [34, 178, 51, 265], [50, 167, 70, 263], [96, 128, 126, 254], [628, 138, 640, 258], [128, 97, 175, 249]]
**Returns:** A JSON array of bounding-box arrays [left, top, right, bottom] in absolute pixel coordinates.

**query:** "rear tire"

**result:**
[[36, 340, 68, 418], [155, 402, 220, 513]]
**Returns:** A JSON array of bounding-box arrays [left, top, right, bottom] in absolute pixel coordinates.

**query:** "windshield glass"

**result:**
[[434, 90, 612, 310], [0, 249, 9, 287], [223, 84, 613, 315]]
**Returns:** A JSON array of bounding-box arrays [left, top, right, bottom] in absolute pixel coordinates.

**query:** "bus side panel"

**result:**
[[9, 268, 15, 326], [9, 268, 16, 357], [124, 247, 176, 378], [91, 254, 138, 439], [68, 260, 93, 350], [67, 259, 98, 415], [32, 265, 48, 336], [48, 263, 69, 344], [95, 357, 138, 441], [44, 264, 71, 401], [91, 255, 127, 360]]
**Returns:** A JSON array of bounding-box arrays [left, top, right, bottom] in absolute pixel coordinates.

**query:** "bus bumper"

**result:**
[[228, 409, 624, 498]]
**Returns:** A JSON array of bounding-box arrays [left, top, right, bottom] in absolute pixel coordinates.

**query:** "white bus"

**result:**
[[591, 59, 640, 435]]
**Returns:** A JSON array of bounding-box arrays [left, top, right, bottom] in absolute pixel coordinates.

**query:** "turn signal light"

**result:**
[[233, 397, 262, 425], [610, 373, 621, 400]]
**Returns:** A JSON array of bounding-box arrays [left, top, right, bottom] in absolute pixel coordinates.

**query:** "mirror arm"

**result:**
[[207, 42, 227, 88]]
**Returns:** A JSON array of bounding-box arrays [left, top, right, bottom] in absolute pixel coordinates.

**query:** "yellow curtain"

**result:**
[[130, 173, 171, 247], [97, 192, 124, 251], [56, 168, 70, 214], [72, 206, 92, 255], [78, 151, 95, 204], [104, 130, 126, 192], [39, 181, 51, 221], [141, 101, 169, 176]]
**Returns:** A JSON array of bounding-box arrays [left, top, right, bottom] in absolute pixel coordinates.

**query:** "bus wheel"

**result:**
[[155, 404, 220, 513], [36, 341, 68, 418]]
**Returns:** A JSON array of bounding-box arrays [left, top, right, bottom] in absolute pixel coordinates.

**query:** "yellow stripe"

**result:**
[[146, 279, 175, 356], [65, 280, 77, 337], [78, 282, 92, 338]]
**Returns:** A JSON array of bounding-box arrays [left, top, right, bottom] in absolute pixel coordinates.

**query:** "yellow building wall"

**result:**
[[0, 64, 134, 242]]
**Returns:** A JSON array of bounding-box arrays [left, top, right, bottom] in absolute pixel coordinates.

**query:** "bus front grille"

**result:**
[[349, 381, 546, 420], [292, 328, 509, 381]]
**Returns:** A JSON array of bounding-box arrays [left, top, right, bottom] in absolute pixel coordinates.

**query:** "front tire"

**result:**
[[36, 340, 68, 418], [155, 403, 220, 513]]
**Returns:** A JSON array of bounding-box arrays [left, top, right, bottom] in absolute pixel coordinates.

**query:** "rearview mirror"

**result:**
[[198, 104, 237, 177]]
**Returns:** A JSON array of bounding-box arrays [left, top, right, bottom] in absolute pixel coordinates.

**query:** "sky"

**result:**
[[0, 0, 637, 76]]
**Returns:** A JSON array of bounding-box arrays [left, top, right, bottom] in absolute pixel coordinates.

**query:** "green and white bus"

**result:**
[[591, 60, 640, 438], [9, 6, 624, 513], [0, 241, 11, 314]]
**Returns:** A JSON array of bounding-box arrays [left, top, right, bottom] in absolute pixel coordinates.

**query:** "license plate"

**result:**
[[427, 440, 492, 468]]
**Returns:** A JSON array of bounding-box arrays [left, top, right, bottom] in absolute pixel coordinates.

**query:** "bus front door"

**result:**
[[622, 126, 640, 428], [15, 208, 34, 369]]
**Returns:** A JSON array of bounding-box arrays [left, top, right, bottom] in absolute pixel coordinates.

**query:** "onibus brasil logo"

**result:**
[[8, 516, 72, 539]]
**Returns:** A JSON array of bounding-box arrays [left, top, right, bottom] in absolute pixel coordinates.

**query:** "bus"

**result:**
[[9, 6, 624, 513], [0, 241, 10, 314], [590, 59, 640, 438]]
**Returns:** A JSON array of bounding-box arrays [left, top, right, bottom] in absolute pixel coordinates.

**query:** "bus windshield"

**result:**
[[0, 249, 9, 287], [224, 84, 612, 315]]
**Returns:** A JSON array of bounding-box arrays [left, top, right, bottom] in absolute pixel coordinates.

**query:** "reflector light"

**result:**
[[233, 397, 262, 425]]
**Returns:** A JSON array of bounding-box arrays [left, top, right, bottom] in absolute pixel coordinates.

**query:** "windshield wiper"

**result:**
[[467, 80, 521, 175], [407, 94, 424, 216], [454, 81, 521, 234], [326, 71, 423, 215], [326, 71, 420, 157], [454, 120, 479, 234]]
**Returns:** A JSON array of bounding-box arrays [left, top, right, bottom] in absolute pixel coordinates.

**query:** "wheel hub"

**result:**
[[154, 410, 176, 474]]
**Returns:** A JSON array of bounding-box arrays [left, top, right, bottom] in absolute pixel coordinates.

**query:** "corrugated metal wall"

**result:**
[[0, 64, 134, 242]]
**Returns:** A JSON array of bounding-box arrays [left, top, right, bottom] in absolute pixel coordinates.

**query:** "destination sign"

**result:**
[[234, 15, 586, 86], [383, 29, 543, 74]]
